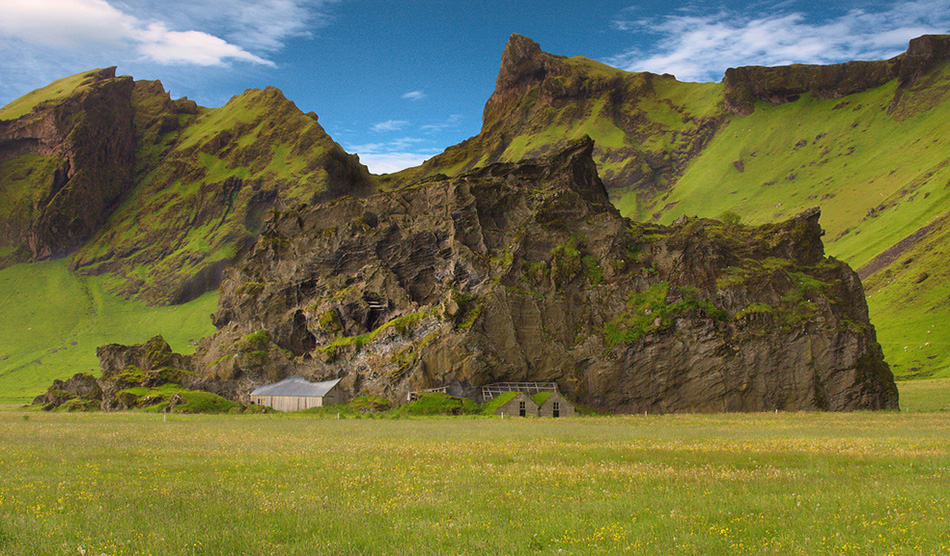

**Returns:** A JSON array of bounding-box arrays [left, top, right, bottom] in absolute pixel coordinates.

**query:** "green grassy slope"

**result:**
[[385, 37, 727, 204], [0, 69, 108, 121], [70, 85, 371, 304], [648, 62, 950, 378], [0, 260, 216, 404]]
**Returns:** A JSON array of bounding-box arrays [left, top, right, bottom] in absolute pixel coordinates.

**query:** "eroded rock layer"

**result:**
[[191, 138, 897, 413]]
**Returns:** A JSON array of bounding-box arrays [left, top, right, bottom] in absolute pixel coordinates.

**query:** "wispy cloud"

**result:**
[[401, 90, 427, 101], [608, 1, 950, 82], [371, 119, 410, 132], [349, 137, 426, 152], [345, 135, 442, 174], [119, 0, 338, 52], [139, 23, 272, 66], [354, 152, 435, 175], [420, 114, 462, 134], [0, 0, 288, 66]]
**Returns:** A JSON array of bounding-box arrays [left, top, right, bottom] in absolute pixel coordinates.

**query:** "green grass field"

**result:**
[[0, 260, 217, 404], [0, 405, 947, 555]]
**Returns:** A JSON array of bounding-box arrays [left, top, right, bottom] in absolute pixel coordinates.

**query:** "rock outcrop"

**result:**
[[724, 35, 950, 114], [392, 34, 726, 201], [192, 138, 897, 413], [0, 68, 135, 264], [0, 69, 374, 303], [34, 335, 247, 412]]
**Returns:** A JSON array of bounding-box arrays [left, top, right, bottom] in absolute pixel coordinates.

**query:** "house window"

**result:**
[[519, 401, 526, 417], [553, 401, 560, 418]]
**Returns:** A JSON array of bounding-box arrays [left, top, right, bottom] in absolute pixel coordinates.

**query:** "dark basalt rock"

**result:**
[[193, 137, 897, 413]]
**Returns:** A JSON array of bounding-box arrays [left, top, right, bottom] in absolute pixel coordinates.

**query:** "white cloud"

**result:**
[[371, 120, 410, 132], [355, 152, 433, 174], [138, 23, 274, 66], [401, 90, 427, 101], [348, 137, 425, 152], [125, 0, 338, 52], [0, 0, 137, 47], [608, 1, 950, 82], [0, 0, 330, 67], [346, 136, 440, 174]]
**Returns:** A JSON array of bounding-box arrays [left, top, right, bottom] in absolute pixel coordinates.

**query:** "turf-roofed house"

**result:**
[[250, 377, 342, 412], [533, 392, 575, 418], [482, 382, 576, 417]]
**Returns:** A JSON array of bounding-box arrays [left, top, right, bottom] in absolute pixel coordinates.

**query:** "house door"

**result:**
[[519, 401, 526, 417], [553, 402, 560, 418]]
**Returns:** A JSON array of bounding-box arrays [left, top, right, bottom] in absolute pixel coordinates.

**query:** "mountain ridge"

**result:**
[[37, 138, 899, 413], [3, 32, 950, 403], [385, 32, 950, 380], [1, 69, 374, 304]]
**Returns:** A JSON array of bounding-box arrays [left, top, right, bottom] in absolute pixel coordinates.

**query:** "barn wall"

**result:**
[[252, 395, 324, 412]]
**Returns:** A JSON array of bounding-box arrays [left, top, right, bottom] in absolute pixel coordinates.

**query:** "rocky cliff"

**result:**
[[69, 83, 374, 304], [387, 34, 726, 202], [0, 68, 135, 265], [0, 70, 373, 303], [723, 35, 950, 114], [154, 138, 896, 413], [384, 33, 950, 381]]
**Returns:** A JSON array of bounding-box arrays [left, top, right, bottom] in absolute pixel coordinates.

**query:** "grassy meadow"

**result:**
[[0, 379, 948, 555], [0, 260, 217, 404]]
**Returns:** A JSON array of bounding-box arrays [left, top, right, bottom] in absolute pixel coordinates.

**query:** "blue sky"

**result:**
[[1, 0, 948, 173]]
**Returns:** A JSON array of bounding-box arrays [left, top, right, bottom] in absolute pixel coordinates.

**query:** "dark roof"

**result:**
[[251, 377, 342, 397]]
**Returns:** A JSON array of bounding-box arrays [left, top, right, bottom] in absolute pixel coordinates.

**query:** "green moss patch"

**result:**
[[531, 392, 554, 406], [318, 311, 428, 355], [603, 282, 728, 348], [395, 393, 482, 416], [116, 383, 240, 413]]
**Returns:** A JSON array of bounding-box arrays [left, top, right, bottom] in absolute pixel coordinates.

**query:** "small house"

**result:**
[[250, 376, 342, 412], [533, 391, 575, 418], [488, 391, 539, 417]]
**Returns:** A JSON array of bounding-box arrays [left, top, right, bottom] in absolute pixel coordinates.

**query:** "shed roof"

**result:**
[[251, 377, 342, 397]]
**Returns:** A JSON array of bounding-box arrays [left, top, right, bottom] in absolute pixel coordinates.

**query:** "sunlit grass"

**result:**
[[0, 260, 217, 404], [898, 378, 950, 412], [0, 409, 948, 555]]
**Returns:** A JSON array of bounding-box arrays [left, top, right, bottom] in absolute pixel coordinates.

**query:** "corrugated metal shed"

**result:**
[[251, 377, 342, 397], [250, 377, 342, 412]]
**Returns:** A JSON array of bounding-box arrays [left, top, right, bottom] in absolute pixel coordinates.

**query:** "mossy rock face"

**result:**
[[32, 372, 102, 409], [57, 398, 99, 412], [0, 68, 137, 266], [198, 139, 897, 413], [65, 83, 374, 304], [98, 335, 193, 379], [114, 366, 147, 388]]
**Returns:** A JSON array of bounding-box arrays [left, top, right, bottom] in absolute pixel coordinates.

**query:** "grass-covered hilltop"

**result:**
[[386, 33, 950, 381], [2, 33, 949, 407]]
